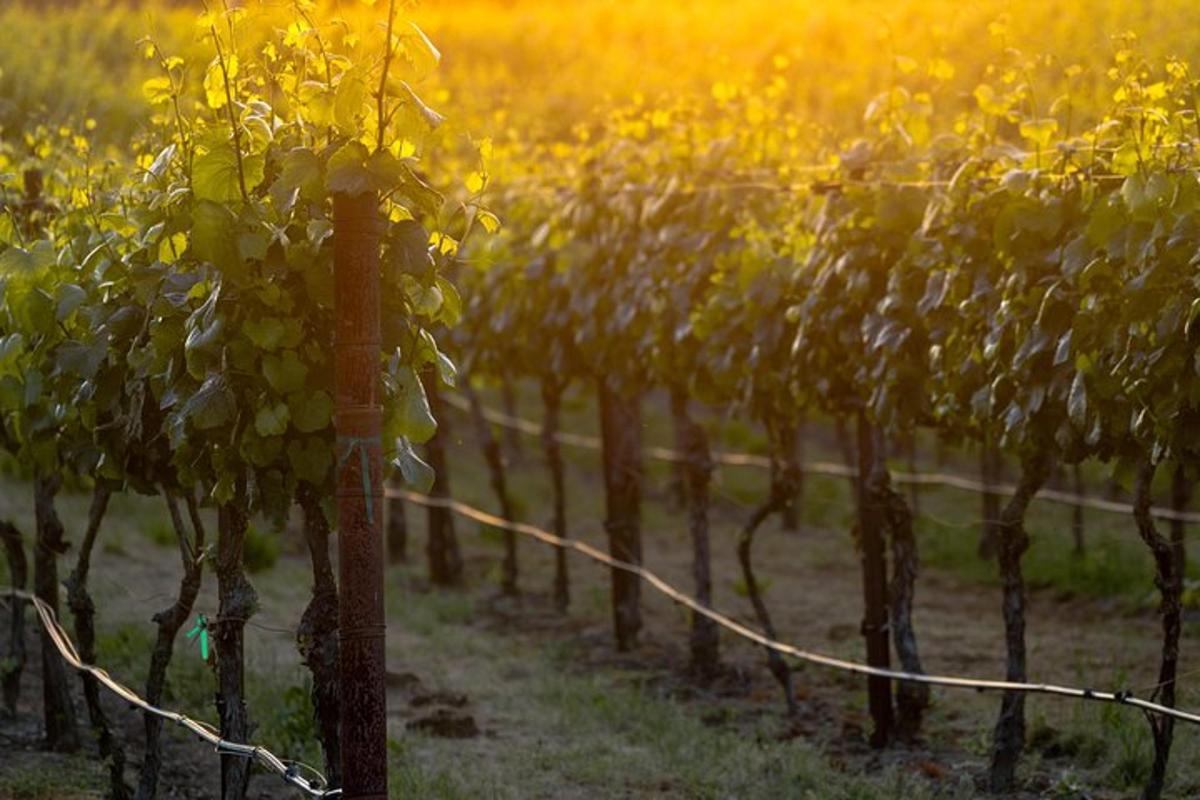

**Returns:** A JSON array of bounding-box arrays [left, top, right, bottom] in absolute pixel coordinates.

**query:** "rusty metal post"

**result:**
[[333, 191, 388, 799]]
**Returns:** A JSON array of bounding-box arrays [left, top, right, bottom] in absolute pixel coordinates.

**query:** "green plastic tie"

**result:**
[[185, 613, 209, 661], [337, 436, 376, 524]]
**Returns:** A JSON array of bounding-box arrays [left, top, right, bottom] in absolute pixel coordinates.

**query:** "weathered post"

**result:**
[[333, 191, 387, 799], [855, 411, 894, 746]]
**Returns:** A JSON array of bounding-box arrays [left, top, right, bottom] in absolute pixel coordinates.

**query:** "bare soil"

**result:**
[[0, 427, 1195, 798]]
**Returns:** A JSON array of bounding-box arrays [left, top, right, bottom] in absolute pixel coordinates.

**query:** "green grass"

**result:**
[[384, 610, 968, 800], [0, 378, 1195, 798], [93, 622, 324, 770], [0, 755, 104, 799], [909, 477, 1188, 602], [244, 522, 282, 573], [488, 379, 1175, 603]]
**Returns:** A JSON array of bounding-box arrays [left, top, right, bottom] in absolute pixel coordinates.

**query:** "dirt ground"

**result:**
[[0, 401, 1197, 798]]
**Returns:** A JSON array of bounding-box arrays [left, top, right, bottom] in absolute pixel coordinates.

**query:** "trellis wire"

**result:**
[[442, 392, 1200, 524], [393, 488, 1200, 726], [0, 588, 338, 799]]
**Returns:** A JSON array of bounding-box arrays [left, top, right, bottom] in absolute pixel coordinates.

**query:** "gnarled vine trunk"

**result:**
[[33, 475, 79, 752], [541, 378, 570, 611], [215, 477, 256, 800], [1170, 463, 1191, 576], [598, 376, 643, 651], [296, 482, 341, 788], [670, 385, 719, 678], [774, 421, 802, 533], [137, 491, 206, 800], [854, 413, 894, 747], [988, 449, 1050, 793], [0, 520, 27, 716], [463, 380, 519, 596], [1133, 460, 1184, 800], [879, 470, 929, 741], [735, 430, 798, 712], [64, 484, 127, 798], [422, 370, 463, 586]]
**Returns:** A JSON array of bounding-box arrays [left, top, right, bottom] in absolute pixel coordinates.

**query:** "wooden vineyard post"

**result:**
[[855, 411, 894, 746], [333, 191, 388, 799]]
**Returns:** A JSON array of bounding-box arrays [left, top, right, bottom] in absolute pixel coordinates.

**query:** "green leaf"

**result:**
[[392, 80, 444, 129], [435, 352, 456, 387], [192, 141, 264, 203], [238, 231, 269, 262], [0, 333, 25, 375], [391, 364, 436, 443], [1053, 330, 1073, 366], [55, 340, 106, 379], [388, 220, 433, 276], [1018, 117, 1058, 148], [288, 437, 332, 485], [1111, 143, 1140, 176], [0, 375, 20, 410], [289, 389, 333, 433], [142, 76, 174, 105], [365, 149, 403, 192], [22, 368, 42, 410], [191, 200, 241, 273], [393, 436, 434, 492], [280, 147, 325, 202], [334, 72, 368, 136], [159, 232, 189, 264], [395, 163, 443, 218], [1068, 370, 1088, 429], [1187, 298, 1200, 341], [263, 350, 308, 394], [0, 215, 17, 247], [12, 286, 56, 336], [56, 284, 87, 321], [244, 317, 287, 351], [402, 275, 442, 317], [213, 473, 236, 505], [436, 277, 461, 325], [255, 401, 290, 437], [398, 23, 441, 82], [1121, 173, 1173, 221], [307, 219, 334, 247], [183, 375, 235, 431], [0, 247, 33, 273], [241, 429, 284, 468], [146, 143, 177, 182], [185, 315, 225, 379], [27, 241, 57, 271], [326, 141, 373, 196]]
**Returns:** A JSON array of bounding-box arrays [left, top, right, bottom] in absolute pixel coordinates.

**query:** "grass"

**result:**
[[0, 755, 105, 799], [495, 378, 1179, 603], [93, 621, 324, 771], [914, 483, 1167, 602], [383, 604, 968, 800], [1, 379, 1198, 798]]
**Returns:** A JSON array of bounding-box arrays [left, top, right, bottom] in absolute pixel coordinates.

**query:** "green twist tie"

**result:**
[[337, 436, 377, 524], [186, 614, 209, 660]]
